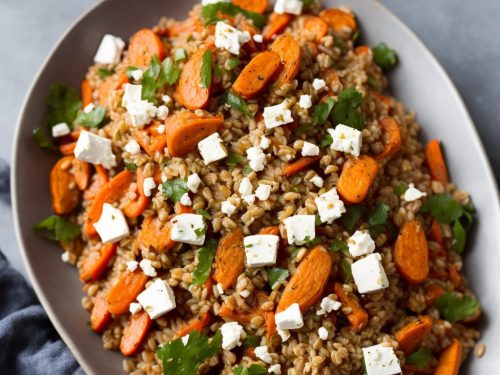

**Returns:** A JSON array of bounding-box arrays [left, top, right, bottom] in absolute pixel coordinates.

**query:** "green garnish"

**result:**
[[192, 238, 217, 285], [406, 347, 433, 369], [242, 165, 254, 175], [267, 267, 289, 288], [201, 3, 266, 28], [341, 205, 365, 231], [194, 225, 207, 237], [434, 292, 480, 323], [174, 48, 187, 62], [300, 0, 315, 6], [225, 151, 247, 167], [196, 209, 212, 220], [331, 87, 365, 130], [227, 57, 241, 70], [305, 236, 321, 247], [352, 29, 360, 41], [233, 364, 267, 375], [243, 335, 260, 348], [33, 127, 57, 150], [320, 132, 333, 148], [34, 215, 81, 242], [98, 67, 115, 78], [312, 97, 335, 125], [161, 179, 189, 203], [367, 202, 390, 237], [330, 239, 349, 255], [200, 50, 213, 89], [315, 214, 322, 226], [373, 42, 398, 69], [393, 182, 409, 196], [45, 83, 81, 128], [221, 91, 254, 117], [289, 246, 300, 260], [142, 56, 181, 104], [160, 57, 182, 86], [124, 162, 138, 172], [340, 258, 353, 283], [75, 106, 107, 128]]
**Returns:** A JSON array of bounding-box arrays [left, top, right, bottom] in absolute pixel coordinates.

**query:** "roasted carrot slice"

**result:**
[[95, 165, 109, 185], [333, 282, 368, 332], [258, 226, 280, 236], [90, 293, 112, 333], [448, 265, 462, 289], [320, 8, 357, 32], [212, 229, 245, 291], [128, 29, 166, 67], [138, 216, 176, 253], [84, 166, 109, 201], [277, 245, 332, 313], [263, 13, 294, 42], [123, 169, 150, 219], [168, 17, 204, 37], [73, 159, 90, 191], [79, 243, 118, 283], [337, 155, 379, 204], [133, 123, 167, 158], [165, 111, 223, 157], [99, 74, 129, 106], [304, 16, 329, 42], [394, 220, 429, 285], [232, 51, 282, 99], [395, 316, 433, 355], [269, 34, 302, 85], [435, 339, 462, 375], [176, 311, 212, 337], [374, 117, 402, 161], [50, 156, 80, 215], [425, 139, 449, 184], [81, 79, 93, 108], [175, 49, 212, 110], [59, 141, 77, 156], [107, 270, 149, 315], [233, 0, 268, 13], [174, 202, 195, 214], [120, 310, 152, 356], [282, 156, 321, 178]]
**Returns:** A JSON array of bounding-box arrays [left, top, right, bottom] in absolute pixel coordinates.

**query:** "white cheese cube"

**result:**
[[328, 125, 362, 157], [352, 253, 389, 294], [51, 123, 70, 138], [283, 215, 316, 245], [246, 146, 267, 172], [253, 34, 264, 43], [126, 260, 138, 272], [122, 84, 142, 108], [275, 303, 304, 330], [312, 78, 327, 91], [310, 175, 324, 188], [403, 183, 427, 201], [362, 344, 401, 375], [198, 132, 227, 165], [171, 214, 206, 246], [274, 0, 303, 15], [348, 230, 375, 257], [254, 346, 273, 364], [180, 193, 192, 206], [260, 136, 271, 149], [302, 141, 320, 156], [263, 102, 293, 129], [83, 103, 95, 113], [74, 131, 116, 169], [124, 139, 141, 155], [129, 302, 142, 315], [137, 279, 176, 319], [221, 200, 237, 215], [187, 173, 202, 193], [239, 177, 253, 196], [315, 187, 346, 224], [94, 34, 125, 64], [126, 99, 157, 127], [214, 22, 251, 55], [277, 328, 290, 342], [143, 177, 157, 197], [318, 327, 328, 340], [130, 69, 144, 81], [268, 364, 282, 374], [156, 105, 169, 120], [255, 184, 272, 201], [299, 94, 312, 109], [93, 203, 129, 243], [139, 259, 157, 277], [244, 234, 279, 268], [220, 322, 244, 350]]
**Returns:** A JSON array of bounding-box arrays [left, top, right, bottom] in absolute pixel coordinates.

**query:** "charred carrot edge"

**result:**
[[268, 34, 303, 85], [394, 315, 433, 355], [79, 243, 118, 283], [106, 270, 149, 316], [374, 117, 401, 161], [394, 220, 429, 285], [333, 282, 368, 332], [213, 229, 245, 291]]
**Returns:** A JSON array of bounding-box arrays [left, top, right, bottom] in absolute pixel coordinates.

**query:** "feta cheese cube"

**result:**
[[352, 253, 389, 294], [301, 141, 320, 156], [187, 173, 202, 193], [171, 214, 206, 246], [130, 69, 143, 81], [83, 103, 95, 113], [93, 203, 129, 243], [315, 187, 345, 224], [318, 327, 328, 340], [274, 0, 303, 15], [124, 139, 141, 155], [362, 344, 401, 375], [137, 279, 176, 319], [126, 260, 138, 272], [143, 177, 157, 197], [254, 346, 273, 364], [94, 34, 125, 64], [328, 125, 362, 157], [220, 322, 244, 350], [268, 364, 282, 374], [255, 184, 272, 201], [244, 234, 279, 268], [348, 230, 375, 257], [214, 22, 251, 55], [156, 105, 169, 120], [246, 146, 267, 172], [317, 296, 341, 315], [283, 215, 316, 245], [122, 84, 142, 108], [253, 34, 264, 43], [221, 200, 237, 215], [180, 193, 192, 206], [239, 177, 253, 196], [51, 122, 70, 138], [260, 136, 271, 149], [312, 78, 327, 91], [139, 259, 157, 277], [129, 302, 142, 315], [74, 131, 116, 169], [299, 94, 312, 109], [126, 99, 157, 127], [310, 175, 324, 188], [275, 303, 304, 330], [263, 102, 293, 129], [277, 329, 290, 342], [198, 133, 227, 164], [403, 183, 427, 201]]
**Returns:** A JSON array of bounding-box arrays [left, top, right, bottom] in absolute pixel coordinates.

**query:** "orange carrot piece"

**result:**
[[73, 159, 90, 191], [213, 229, 245, 291], [176, 311, 212, 337], [79, 243, 118, 283], [175, 49, 212, 110], [268, 34, 302, 85], [374, 117, 402, 161], [395, 316, 433, 355], [81, 79, 93, 108], [168, 18, 204, 37], [50, 156, 80, 215], [304, 16, 329, 42], [425, 139, 449, 184], [120, 310, 152, 356], [336, 155, 379, 204], [174, 202, 195, 214], [394, 220, 429, 285], [165, 111, 223, 157], [448, 265, 462, 289], [59, 141, 77, 156], [320, 8, 357, 32], [354, 45, 371, 55], [95, 165, 109, 185], [435, 339, 462, 375], [333, 282, 369, 332], [133, 122, 167, 157], [138, 216, 176, 253], [107, 270, 149, 316], [282, 156, 321, 178], [258, 226, 280, 236], [123, 169, 150, 219], [233, 0, 268, 13], [425, 284, 445, 306], [128, 29, 166, 67], [84, 166, 109, 201], [99, 74, 129, 106], [90, 293, 112, 333], [262, 13, 294, 42], [232, 51, 282, 99], [276, 245, 332, 313]]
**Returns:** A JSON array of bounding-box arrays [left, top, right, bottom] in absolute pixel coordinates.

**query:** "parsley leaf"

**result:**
[[242, 165, 254, 175], [406, 347, 433, 369], [340, 258, 353, 283], [174, 48, 187, 62], [33, 127, 57, 150], [331, 87, 365, 130], [330, 239, 349, 255], [196, 209, 212, 220], [227, 57, 241, 70], [267, 267, 289, 288], [157, 330, 222, 375], [243, 335, 260, 348], [162, 179, 189, 203], [194, 225, 207, 237], [225, 151, 247, 167], [233, 364, 267, 375], [315, 214, 322, 226], [45, 83, 81, 128], [201, 3, 266, 28], [312, 97, 335, 125], [98, 67, 115, 79], [373, 42, 398, 69], [192, 238, 217, 285], [289, 246, 300, 260], [453, 219, 467, 253], [393, 182, 408, 196], [75, 106, 107, 128], [368, 202, 389, 227], [34, 215, 81, 242], [320, 132, 333, 148], [421, 194, 463, 224], [341, 205, 365, 231], [221, 91, 254, 117], [160, 57, 182, 86], [434, 292, 480, 323], [142, 55, 162, 103], [200, 50, 213, 89]]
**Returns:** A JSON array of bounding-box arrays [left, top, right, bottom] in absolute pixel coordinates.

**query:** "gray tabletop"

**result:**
[[1, 0, 499, 277]]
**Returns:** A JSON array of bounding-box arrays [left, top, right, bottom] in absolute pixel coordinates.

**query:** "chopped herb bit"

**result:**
[[393, 182, 409, 196], [289, 246, 300, 260], [406, 347, 433, 369], [227, 57, 241, 70], [320, 133, 333, 148], [45, 83, 81, 128], [331, 87, 365, 130], [366, 76, 378, 89], [312, 97, 335, 125], [434, 292, 480, 323], [124, 162, 138, 172], [368, 202, 390, 228], [340, 258, 353, 283], [233, 364, 267, 375], [125, 66, 139, 79], [192, 238, 217, 285], [162, 179, 189, 203], [141, 55, 162, 103], [75, 106, 107, 128], [315, 214, 322, 226], [243, 335, 260, 348], [242, 165, 254, 175], [201, 3, 266, 28], [333, 36, 345, 50], [341, 205, 365, 231], [330, 239, 349, 255], [98, 67, 115, 78], [194, 225, 207, 237], [33, 127, 57, 150], [352, 29, 360, 41], [213, 65, 223, 77], [267, 267, 289, 288], [200, 50, 213, 89], [160, 57, 182, 86], [373, 42, 398, 69], [453, 219, 467, 254], [225, 151, 247, 167], [34, 215, 81, 242], [196, 209, 212, 220], [221, 91, 254, 117], [174, 48, 187, 62], [305, 236, 322, 247], [300, 0, 315, 6]]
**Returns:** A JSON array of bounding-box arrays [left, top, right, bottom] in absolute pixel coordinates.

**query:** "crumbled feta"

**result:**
[[156, 124, 166, 134], [318, 327, 328, 340], [126, 260, 138, 272], [130, 69, 143, 81], [171, 214, 206, 246], [362, 344, 401, 375], [328, 125, 362, 157], [94, 34, 125, 64], [283, 215, 316, 245], [121, 84, 157, 127], [187, 173, 202, 193], [317, 296, 341, 315], [180, 193, 192, 206], [274, 0, 303, 15], [253, 34, 264, 43], [275, 303, 304, 330], [246, 146, 267, 172], [139, 259, 157, 277], [348, 230, 375, 257], [255, 184, 272, 201], [277, 329, 290, 342], [260, 136, 271, 150], [310, 175, 324, 188], [61, 251, 69, 263], [312, 78, 327, 91], [156, 105, 169, 120], [352, 253, 389, 294], [263, 102, 293, 129], [299, 94, 312, 109], [301, 141, 320, 156], [121, 84, 142, 107], [83, 103, 95, 113], [51, 122, 70, 138], [214, 21, 251, 55], [74, 131, 116, 169], [162, 94, 172, 104], [198, 133, 227, 164], [93, 203, 129, 243], [244, 234, 280, 268], [201, 0, 230, 5], [220, 322, 244, 350], [254, 346, 273, 364], [403, 183, 427, 202], [221, 200, 237, 215], [143, 177, 157, 197], [239, 177, 253, 196], [137, 279, 176, 319], [129, 302, 142, 315], [268, 364, 281, 374], [215, 283, 224, 296], [124, 139, 141, 155], [181, 335, 189, 345], [242, 194, 256, 205]]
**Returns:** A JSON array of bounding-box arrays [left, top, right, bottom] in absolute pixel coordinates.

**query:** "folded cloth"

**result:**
[[0, 251, 83, 375]]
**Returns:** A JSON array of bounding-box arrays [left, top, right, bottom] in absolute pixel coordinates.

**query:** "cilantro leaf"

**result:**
[[368, 202, 390, 237], [331, 87, 365, 130], [160, 57, 182, 86], [34, 215, 81, 242], [330, 239, 349, 255], [393, 182, 408, 196], [421, 194, 463, 224], [200, 50, 213, 89], [341, 205, 365, 231], [157, 330, 222, 375], [340, 258, 353, 283], [233, 364, 267, 375], [162, 179, 189, 203], [373, 42, 398, 69], [225, 151, 247, 167], [320, 132, 333, 148], [243, 335, 260, 348], [312, 97, 335, 125], [453, 219, 467, 253], [33, 127, 57, 151], [45, 83, 81, 128], [192, 238, 217, 285], [201, 3, 266, 28], [267, 267, 289, 288], [196, 209, 212, 220], [142, 55, 162, 103], [406, 347, 433, 369], [221, 91, 254, 117], [434, 292, 480, 323], [98, 67, 115, 78], [75, 106, 107, 128]]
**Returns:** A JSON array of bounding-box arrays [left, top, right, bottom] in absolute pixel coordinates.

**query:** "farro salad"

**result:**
[[33, 0, 482, 374]]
